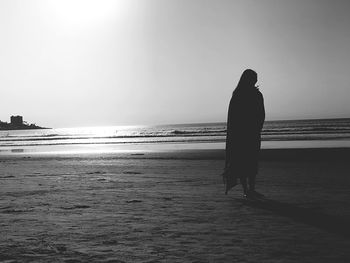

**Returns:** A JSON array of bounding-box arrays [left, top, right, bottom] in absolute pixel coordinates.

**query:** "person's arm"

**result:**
[[225, 100, 233, 168], [258, 92, 265, 131]]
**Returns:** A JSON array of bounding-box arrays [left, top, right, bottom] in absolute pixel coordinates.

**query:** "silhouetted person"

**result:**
[[223, 69, 265, 198]]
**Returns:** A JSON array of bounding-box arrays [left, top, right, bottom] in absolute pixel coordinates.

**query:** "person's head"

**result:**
[[234, 69, 258, 93], [239, 69, 257, 87]]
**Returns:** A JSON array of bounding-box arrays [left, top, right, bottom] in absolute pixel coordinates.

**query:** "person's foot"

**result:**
[[242, 190, 249, 199], [243, 190, 256, 199], [248, 190, 265, 198]]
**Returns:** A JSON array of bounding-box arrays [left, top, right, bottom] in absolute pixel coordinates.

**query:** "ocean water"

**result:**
[[1, 118, 350, 153]]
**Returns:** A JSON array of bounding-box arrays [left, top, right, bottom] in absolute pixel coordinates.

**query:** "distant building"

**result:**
[[11, 115, 23, 126]]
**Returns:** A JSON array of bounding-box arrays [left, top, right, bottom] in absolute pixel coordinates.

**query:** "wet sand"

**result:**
[[1, 149, 350, 262]]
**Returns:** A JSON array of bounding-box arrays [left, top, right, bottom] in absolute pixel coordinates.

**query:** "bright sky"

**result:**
[[0, 0, 349, 127]]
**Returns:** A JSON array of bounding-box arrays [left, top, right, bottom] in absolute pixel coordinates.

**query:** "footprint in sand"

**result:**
[[123, 171, 142, 175], [126, 200, 142, 203], [60, 205, 90, 210]]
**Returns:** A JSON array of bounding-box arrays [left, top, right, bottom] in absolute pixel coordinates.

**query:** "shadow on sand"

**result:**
[[238, 198, 350, 238]]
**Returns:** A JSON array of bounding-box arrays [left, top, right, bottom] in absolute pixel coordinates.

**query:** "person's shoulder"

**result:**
[[255, 89, 264, 103], [255, 88, 263, 97], [255, 88, 262, 94]]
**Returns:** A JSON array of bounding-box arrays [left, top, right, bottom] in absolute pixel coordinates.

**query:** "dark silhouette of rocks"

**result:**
[[0, 115, 49, 130]]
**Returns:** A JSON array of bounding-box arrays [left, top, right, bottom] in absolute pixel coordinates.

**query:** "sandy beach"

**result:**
[[1, 148, 350, 262]]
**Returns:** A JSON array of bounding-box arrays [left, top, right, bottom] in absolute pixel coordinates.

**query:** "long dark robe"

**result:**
[[223, 87, 265, 194]]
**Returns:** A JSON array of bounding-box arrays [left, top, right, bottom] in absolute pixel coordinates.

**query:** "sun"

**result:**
[[48, 0, 127, 28]]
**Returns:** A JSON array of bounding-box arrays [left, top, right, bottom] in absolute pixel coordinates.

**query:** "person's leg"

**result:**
[[240, 177, 248, 196], [248, 174, 264, 197], [248, 174, 256, 191]]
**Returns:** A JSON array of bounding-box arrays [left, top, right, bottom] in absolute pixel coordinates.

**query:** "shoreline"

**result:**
[[0, 145, 349, 161]]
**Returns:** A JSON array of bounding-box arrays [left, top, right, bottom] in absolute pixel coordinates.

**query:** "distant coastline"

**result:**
[[0, 115, 49, 130], [0, 123, 48, 130]]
